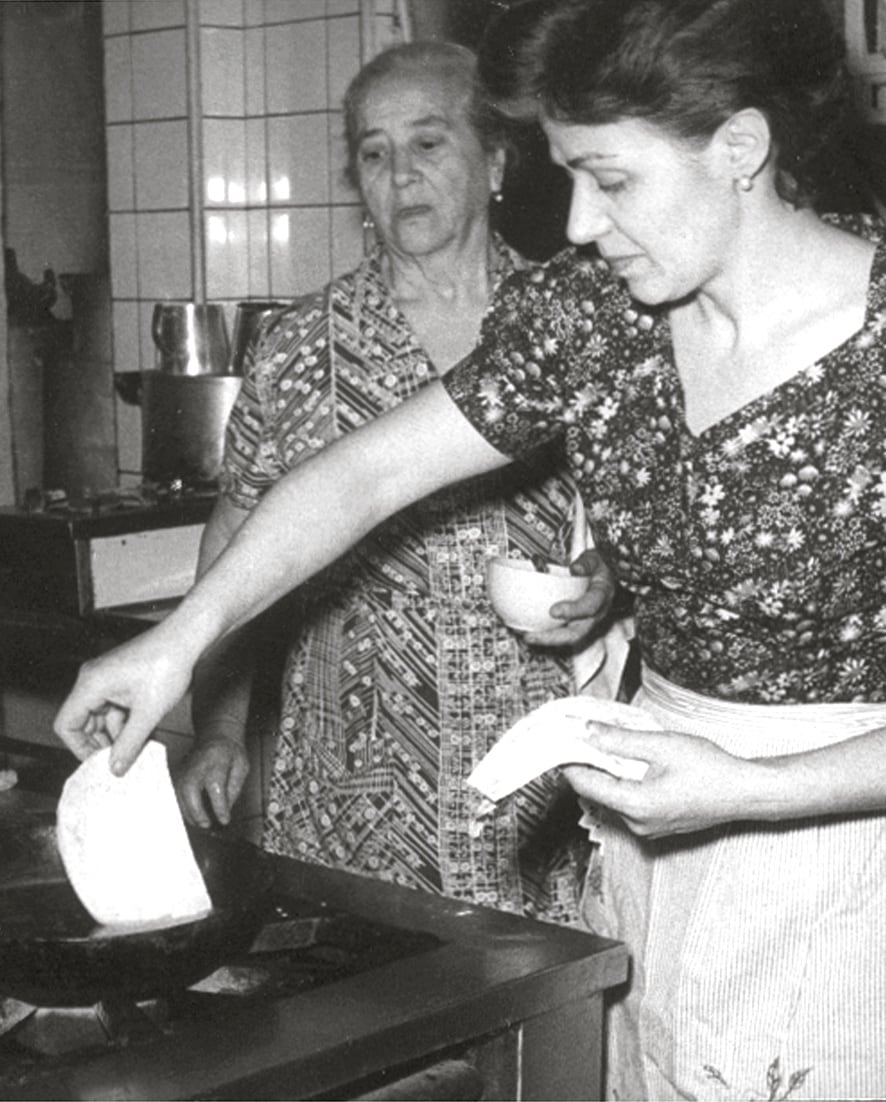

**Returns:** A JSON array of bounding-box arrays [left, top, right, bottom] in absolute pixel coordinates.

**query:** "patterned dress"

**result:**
[[443, 215, 886, 1099], [445, 215, 886, 706], [221, 239, 589, 923]]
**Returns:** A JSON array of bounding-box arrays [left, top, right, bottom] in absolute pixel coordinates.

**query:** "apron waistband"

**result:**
[[639, 664, 886, 746]]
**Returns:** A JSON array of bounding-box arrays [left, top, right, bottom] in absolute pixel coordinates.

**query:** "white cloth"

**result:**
[[569, 489, 633, 697], [583, 666, 886, 1101]]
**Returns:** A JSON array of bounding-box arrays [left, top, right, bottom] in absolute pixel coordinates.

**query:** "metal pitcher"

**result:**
[[151, 303, 230, 376], [228, 301, 287, 375]]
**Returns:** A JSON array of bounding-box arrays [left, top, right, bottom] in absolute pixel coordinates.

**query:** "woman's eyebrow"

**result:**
[[358, 114, 454, 143]]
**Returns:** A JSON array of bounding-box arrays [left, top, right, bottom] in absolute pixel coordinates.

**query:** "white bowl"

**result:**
[[486, 557, 590, 633]]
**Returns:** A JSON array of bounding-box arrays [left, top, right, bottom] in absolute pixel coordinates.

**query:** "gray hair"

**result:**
[[342, 41, 509, 191]]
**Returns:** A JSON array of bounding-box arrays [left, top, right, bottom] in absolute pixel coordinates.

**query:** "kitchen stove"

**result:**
[[20, 479, 218, 520], [0, 891, 440, 1076], [0, 790, 628, 1101], [0, 485, 215, 642]]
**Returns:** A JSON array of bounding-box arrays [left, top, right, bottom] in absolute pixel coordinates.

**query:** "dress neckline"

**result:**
[[662, 230, 885, 443]]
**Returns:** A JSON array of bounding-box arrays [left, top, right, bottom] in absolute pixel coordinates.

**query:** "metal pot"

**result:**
[[228, 301, 287, 375], [141, 372, 242, 486], [152, 303, 230, 376], [0, 816, 273, 1006]]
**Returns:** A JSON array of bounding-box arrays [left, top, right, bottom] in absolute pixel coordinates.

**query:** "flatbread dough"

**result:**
[[467, 696, 660, 805], [57, 742, 212, 928]]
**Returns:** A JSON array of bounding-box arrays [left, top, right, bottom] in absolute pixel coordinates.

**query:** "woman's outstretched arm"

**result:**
[[54, 383, 510, 774]]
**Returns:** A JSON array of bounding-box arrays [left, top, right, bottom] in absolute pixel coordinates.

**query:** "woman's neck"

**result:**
[[383, 222, 495, 311], [381, 222, 499, 373], [685, 205, 866, 336], [671, 206, 875, 435]]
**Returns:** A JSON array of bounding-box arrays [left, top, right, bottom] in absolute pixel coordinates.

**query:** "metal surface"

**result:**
[[140, 371, 242, 486], [151, 303, 230, 376], [0, 788, 628, 1101], [227, 300, 287, 375], [0, 816, 273, 1006]]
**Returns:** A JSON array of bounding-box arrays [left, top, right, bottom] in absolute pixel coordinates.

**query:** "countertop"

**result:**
[[0, 788, 629, 1101]]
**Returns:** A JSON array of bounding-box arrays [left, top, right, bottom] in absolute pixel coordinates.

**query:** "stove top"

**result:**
[[0, 892, 441, 1081], [0, 790, 629, 1102]]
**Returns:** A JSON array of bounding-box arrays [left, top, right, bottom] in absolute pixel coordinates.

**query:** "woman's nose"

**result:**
[[566, 186, 612, 245], [391, 147, 418, 185]]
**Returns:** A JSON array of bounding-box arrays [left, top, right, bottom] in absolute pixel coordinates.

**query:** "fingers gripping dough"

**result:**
[[57, 742, 212, 928]]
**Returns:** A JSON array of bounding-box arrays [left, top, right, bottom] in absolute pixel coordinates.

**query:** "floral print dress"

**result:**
[[445, 215, 886, 706], [444, 215, 886, 1100]]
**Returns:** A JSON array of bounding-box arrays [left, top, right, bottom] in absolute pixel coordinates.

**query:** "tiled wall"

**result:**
[[102, 0, 405, 479], [94, 0, 407, 837]]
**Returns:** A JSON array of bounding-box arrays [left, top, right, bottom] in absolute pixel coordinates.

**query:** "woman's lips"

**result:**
[[396, 204, 432, 220], [604, 254, 644, 277]]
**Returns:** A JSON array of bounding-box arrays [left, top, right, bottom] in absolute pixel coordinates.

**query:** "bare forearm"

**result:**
[[159, 384, 507, 664], [189, 498, 255, 746], [745, 724, 886, 820]]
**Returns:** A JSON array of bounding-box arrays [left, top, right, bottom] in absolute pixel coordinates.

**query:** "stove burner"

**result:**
[[23, 480, 218, 518], [0, 894, 442, 1070]]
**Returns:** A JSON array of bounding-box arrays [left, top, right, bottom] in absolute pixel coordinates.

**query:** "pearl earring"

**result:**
[[738, 175, 754, 192], [492, 190, 503, 204], [362, 212, 375, 229]]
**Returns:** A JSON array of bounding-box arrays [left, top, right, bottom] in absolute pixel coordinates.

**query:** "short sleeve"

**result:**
[[220, 293, 323, 509], [443, 249, 604, 459]]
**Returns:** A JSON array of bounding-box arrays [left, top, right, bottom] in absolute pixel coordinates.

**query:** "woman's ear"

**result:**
[[715, 107, 772, 186]]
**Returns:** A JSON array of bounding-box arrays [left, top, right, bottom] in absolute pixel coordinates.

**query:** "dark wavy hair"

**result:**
[[342, 41, 511, 192], [479, 0, 858, 209]]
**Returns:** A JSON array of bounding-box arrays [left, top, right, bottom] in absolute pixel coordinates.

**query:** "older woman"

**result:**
[[172, 41, 609, 923], [56, 2, 886, 1096]]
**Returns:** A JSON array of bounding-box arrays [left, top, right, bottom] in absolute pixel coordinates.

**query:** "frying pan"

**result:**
[[0, 812, 273, 1006]]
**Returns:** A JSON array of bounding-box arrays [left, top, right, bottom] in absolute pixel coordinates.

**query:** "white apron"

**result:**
[[581, 666, 886, 1101]]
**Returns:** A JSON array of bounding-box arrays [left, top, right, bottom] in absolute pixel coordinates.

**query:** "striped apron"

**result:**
[[581, 666, 886, 1101]]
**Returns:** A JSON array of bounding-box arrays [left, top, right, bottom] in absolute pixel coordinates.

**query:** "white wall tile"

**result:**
[[205, 210, 250, 299], [200, 27, 246, 116], [134, 121, 190, 210], [203, 118, 248, 206], [327, 110, 357, 203], [102, 0, 132, 36], [104, 35, 134, 123], [106, 3, 366, 430], [327, 12, 360, 110], [132, 29, 188, 120], [244, 0, 266, 27], [269, 207, 330, 297], [199, 0, 246, 26], [111, 300, 141, 372], [247, 209, 271, 296], [136, 212, 194, 298], [109, 213, 139, 298], [331, 203, 364, 277], [244, 26, 266, 115], [264, 20, 327, 113], [106, 125, 136, 211], [245, 117, 268, 203], [264, 0, 325, 23], [139, 300, 159, 372], [131, 0, 187, 30], [267, 114, 329, 205]]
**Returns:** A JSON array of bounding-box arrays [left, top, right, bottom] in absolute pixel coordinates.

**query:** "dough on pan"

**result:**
[[57, 741, 212, 928]]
